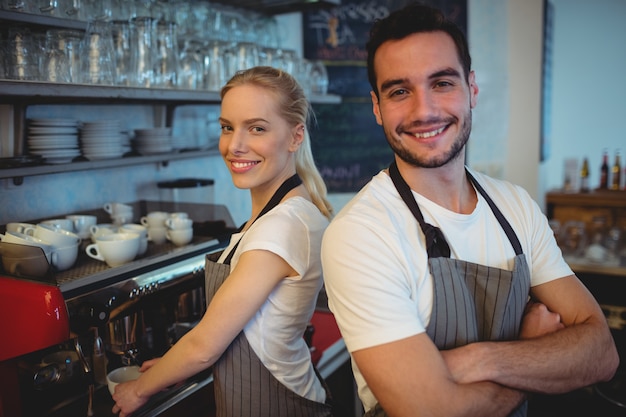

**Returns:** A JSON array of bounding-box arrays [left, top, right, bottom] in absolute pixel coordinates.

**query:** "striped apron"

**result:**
[[364, 163, 530, 417], [204, 174, 334, 417]]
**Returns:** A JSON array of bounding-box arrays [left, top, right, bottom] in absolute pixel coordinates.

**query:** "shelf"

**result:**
[[0, 80, 341, 105], [210, 0, 340, 15], [565, 257, 626, 278], [0, 9, 87, 30], [0, 149, 219, 183], [546, 190, 626, 209]]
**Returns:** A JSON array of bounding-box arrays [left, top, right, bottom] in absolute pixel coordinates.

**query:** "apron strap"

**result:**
[[389, 161, 451, 258], [222, 173, 302, 265], [388, 161, 524, 258], [465, 171, 523, 256]]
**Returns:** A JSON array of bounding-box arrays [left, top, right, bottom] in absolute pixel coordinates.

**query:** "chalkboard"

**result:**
[[303, 0, 467, 63], [310, 100, 393, 193], [304, 0, 467, 192]]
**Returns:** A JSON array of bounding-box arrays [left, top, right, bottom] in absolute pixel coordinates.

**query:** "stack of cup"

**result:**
[[104, 202, 134, 226], [24, 224, 81, 271], [140, 211, 169, 244], [165, 214, 193, 247]]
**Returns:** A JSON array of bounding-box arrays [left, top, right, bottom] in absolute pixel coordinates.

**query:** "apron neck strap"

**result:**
[[223, 173, 302, 265], [389, 161, 451, 258]]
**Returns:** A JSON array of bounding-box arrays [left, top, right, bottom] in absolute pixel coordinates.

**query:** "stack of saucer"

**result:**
[[27, 118, 81, 164], [80, 120, 126, 160], [133, 128, 173, 155]]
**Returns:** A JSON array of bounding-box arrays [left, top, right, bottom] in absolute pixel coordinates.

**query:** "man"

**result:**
[[320, 3, 618, 417]]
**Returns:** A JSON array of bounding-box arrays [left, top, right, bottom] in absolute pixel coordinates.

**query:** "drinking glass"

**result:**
[[80, 20, 116, 85], [153, 20, 178, 88], [111, 20, 132, 86], [129, 16, 154, 87]]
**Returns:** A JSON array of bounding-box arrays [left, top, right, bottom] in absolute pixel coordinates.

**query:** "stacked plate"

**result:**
[[27, 118, 81, 164], [80, 120, 126, 160], [133, 128, 173, 155]]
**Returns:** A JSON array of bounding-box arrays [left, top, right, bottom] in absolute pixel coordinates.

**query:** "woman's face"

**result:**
[[219, 84, 303, 195]]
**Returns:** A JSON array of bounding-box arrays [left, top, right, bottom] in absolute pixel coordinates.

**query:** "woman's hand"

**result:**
[[111, 379, 148, 417]]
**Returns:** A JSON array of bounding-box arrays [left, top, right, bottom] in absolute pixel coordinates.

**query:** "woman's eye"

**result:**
[[251, 126, 265, 133], [220, 125, 232, 132]]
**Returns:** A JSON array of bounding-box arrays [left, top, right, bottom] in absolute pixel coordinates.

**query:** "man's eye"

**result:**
[[390, 89, 407, 97], [435, 80, 453, 88]]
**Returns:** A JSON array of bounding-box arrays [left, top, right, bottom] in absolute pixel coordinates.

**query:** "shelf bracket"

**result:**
[[12, 176, 24, 186]]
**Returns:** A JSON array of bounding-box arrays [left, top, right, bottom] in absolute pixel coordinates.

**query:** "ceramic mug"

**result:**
[[165, 217, 193, 230], [140, 211, 169, 228], [119, 223, 148, 255], [166, 227, 193, 246], [66, 214, 98, 239], [85, 233, 140, 267]]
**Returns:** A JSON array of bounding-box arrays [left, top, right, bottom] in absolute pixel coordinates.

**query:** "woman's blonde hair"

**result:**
[[221, 66, 333, 219]]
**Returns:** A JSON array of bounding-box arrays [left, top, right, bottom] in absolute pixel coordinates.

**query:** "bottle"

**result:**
[[580, 157, 589, 193], [611, 151, 621, 190], [599, 150, 609, 189]]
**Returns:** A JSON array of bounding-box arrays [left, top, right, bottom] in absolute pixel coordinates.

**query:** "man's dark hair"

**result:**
[[366, 2, 471, 97]]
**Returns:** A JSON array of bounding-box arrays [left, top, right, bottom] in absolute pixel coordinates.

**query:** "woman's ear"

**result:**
[[289, 124, 305, 152]]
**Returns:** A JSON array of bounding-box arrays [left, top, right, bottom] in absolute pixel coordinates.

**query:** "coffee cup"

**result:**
[[165, 217, 193, 230], [5, 222, 36, 234], [66, 215, 98, 239], [90, 224, 117, 243], [24, 223, 81, 249], [169, 212, 189, 219], [147, 227, 167, 245], [103, 202, 134, 216], [107, 366, 141, 396], [40, 218, 74, 232], [119, 224, 148, 255], [85, 233, 140, 267], [166, 227, 193, 246], [140, 211, 169, 228]]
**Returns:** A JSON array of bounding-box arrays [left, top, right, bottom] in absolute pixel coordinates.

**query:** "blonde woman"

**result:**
[[112, 66, 333, 417]]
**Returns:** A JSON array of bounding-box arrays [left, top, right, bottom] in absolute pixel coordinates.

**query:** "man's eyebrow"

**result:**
[[379, 68, 463, 93]]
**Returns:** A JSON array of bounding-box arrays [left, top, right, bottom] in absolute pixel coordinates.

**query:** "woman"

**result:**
[[112, 66, 334, 417]]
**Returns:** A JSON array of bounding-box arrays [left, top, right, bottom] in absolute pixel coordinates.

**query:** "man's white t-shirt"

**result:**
[[321, 169, 573, 411], [219, 196, 329, 403]]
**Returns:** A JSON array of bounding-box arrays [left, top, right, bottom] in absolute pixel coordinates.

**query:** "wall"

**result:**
[[539, 0, 626, 200]]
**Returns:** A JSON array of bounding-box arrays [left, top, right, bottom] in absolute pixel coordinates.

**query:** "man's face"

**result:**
[[371, 31, 478, 169]]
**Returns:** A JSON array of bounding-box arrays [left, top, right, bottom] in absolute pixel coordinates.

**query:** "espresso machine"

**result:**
[[0, 201, 235, 417]]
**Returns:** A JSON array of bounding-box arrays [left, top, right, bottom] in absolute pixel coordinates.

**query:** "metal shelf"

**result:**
[[0, 80, 341, 105], [0, 149, 219, 184]]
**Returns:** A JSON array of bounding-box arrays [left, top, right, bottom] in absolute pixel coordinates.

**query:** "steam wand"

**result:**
[[74, 338, 94, 417]]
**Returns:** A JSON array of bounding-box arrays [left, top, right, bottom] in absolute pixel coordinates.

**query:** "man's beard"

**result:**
[[386, 110, 472, 169]]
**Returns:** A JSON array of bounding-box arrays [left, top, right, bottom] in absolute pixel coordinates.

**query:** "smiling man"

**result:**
[[321, 3, 618, 417]]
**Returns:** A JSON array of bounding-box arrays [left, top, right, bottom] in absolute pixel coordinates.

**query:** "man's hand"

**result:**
[[519, 301, 564, 340]]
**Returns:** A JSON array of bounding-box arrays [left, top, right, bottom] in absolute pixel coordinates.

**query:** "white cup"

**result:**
[[140, 211, 169, 228], [169, 212, 188, 219], [52, 243, 81, 271], [24, 223, 81, 248], [66, 215, 98, 239], [85, 233, 140, 267], [111, 213, 133, 226], [166, 227, 193, 246], [90, 224, 117, 243], [23, 224, 80, 271], [119, 223, 148, 255], [40, 218, 74, 232], [103, 202, 134, 216], [147, 227, 167, 245], [165, 217, 193, 230], [107, 366, 141, 396], [5, 222, 36, 234]]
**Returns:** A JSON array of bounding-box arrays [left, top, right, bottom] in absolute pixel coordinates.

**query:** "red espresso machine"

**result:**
[[0, 275, 70, 417]]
